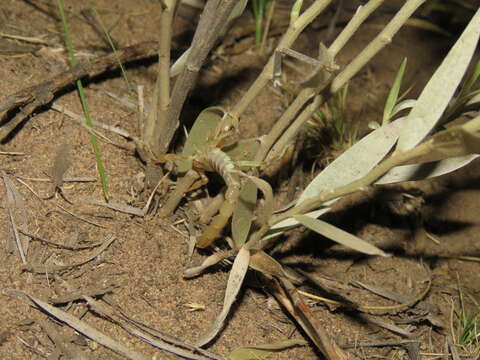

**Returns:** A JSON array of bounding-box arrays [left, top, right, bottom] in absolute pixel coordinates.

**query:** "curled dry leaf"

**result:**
[[195, 247, 250, 347]]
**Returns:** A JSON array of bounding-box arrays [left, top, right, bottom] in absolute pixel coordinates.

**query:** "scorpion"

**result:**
[[155, 115, 256, 249]]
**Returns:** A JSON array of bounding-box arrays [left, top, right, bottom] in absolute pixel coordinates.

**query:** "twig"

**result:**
[[0, 32, 51, 45], [2, 171, 27, 263], [265, 275, 349, 360], [55, 203, 106, 228], [341, 340, 420, 349], [19, 228, 104, 250], [53, 275, 223, 360], [9, 288, 150, 360], [51, 103, 139, 148], [21, 234, 116, 274], [0, 41, 157, 142], [89, 199, 145, 217], [0, 151, 25, 155]]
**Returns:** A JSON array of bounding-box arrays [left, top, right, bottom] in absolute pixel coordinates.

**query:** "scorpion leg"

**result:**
[[196, 183, 241, 248]]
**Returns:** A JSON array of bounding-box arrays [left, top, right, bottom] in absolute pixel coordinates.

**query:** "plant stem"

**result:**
[[230, 0, 333, 121], [264, 94, 323, 165], [255, 88, 315, 163], [258, 0, 425, 169], [331, 0, 426, 93], [91, 7, 134, 96], [260, 0, 276, 54], [328, 0, 385, 58], [145, 0, 176, 153], [247, 139, 433, 249]]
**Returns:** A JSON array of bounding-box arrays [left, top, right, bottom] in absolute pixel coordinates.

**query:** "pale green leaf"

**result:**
[[379, 119, 480, 183], [229, 339, 307, 360], [170, 48, 190, 77], [247, 176, 274, 227], [297, 119, 404, 204], [232, 180, 257, 247], [294, 215, 389, 257], [397, 9, 480, 151], [383, 58, 407, 124], [390, 99, 416, 119], [376, 155, 478, 184], [270, 208, 331, 231]]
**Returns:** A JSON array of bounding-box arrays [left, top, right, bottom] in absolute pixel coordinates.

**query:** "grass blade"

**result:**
[[91, 7, 133, 95], [383, 58, 407, 124], [55, 0, 109, 200]]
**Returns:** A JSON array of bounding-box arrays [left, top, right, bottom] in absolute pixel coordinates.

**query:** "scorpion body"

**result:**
[[195, 149, 243, 248]]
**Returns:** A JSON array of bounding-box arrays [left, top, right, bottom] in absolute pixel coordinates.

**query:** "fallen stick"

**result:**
[[0, 41, 157, 142]]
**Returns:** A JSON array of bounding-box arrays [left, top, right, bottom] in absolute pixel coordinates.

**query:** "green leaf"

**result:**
[[178, 107, 224, 173], [290, 0, 304, 24], [229, 339, 307, 360], [232, 180, 257, 247], [397, 9, 480, 151], [383, 58, 407, 124], [294, 215, 389, 257]]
